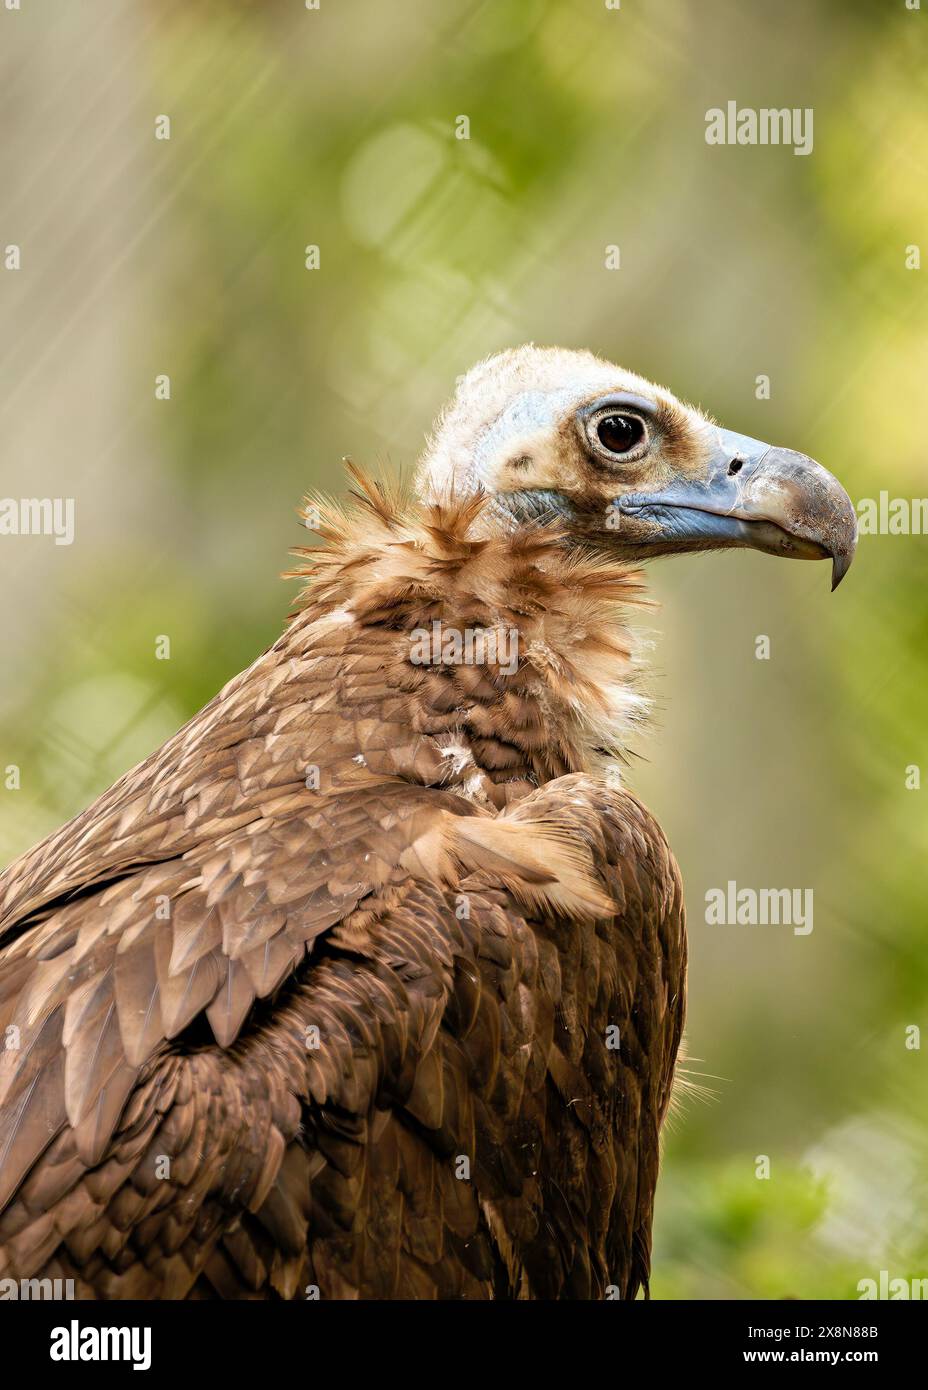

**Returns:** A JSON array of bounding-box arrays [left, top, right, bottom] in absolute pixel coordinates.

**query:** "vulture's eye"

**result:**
[[596, 414, 645, 455]]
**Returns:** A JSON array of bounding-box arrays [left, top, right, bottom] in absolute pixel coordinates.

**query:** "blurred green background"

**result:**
[[1, 0, 926, 1299]]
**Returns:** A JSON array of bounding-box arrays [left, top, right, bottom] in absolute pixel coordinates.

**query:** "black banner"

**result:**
[[0, 1298, 920, 1375]]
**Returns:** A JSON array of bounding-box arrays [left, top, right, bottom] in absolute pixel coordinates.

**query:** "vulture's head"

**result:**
[[417, 345, 857, 589]]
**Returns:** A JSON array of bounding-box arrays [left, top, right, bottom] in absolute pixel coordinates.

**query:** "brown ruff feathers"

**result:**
[[287, 466, 652, 781], [0, 460, 685, 1301]]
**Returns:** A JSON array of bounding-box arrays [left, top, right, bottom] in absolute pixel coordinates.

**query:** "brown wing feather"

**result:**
[[0, 488, 684, 1299], [0, 769, 682, 1298]]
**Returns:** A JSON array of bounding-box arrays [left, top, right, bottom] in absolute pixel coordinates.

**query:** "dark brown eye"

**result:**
[[596, 414, 645, 454]]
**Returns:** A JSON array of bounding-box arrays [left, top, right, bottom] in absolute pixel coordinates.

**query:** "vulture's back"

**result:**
[[0, 495, 686, 1299]]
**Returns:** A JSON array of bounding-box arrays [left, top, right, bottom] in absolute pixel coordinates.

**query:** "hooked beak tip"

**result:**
[[831, 552, 851, 591]]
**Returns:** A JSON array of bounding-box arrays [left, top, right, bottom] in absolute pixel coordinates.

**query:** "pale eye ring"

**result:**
[[584, 407, 650, 464]]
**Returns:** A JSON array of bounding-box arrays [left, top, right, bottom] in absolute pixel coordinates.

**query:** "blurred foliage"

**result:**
[[1, 0, 926, 1299]]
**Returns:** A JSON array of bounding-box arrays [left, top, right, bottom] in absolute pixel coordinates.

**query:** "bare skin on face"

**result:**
[[417, 345, 857, 588]]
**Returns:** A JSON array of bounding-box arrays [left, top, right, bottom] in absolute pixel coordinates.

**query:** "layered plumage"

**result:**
[[0, 473, 683, 1299], [0, 345, 854, 1299]]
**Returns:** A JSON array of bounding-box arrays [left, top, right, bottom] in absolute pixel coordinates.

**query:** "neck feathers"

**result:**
[[287, 468, 651, 798]]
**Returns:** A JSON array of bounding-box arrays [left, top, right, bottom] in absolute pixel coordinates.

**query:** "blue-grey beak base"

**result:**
[[616, 428, 857, 589]]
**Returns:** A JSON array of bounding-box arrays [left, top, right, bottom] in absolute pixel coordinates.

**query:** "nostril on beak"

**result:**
[[728, 458, 744, 476]]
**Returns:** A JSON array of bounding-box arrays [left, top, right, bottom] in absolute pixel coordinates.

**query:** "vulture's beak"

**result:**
[[615, 428, 858, 590]]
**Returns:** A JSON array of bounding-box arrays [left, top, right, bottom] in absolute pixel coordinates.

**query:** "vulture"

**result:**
[[0, 347, 856, 1301]]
